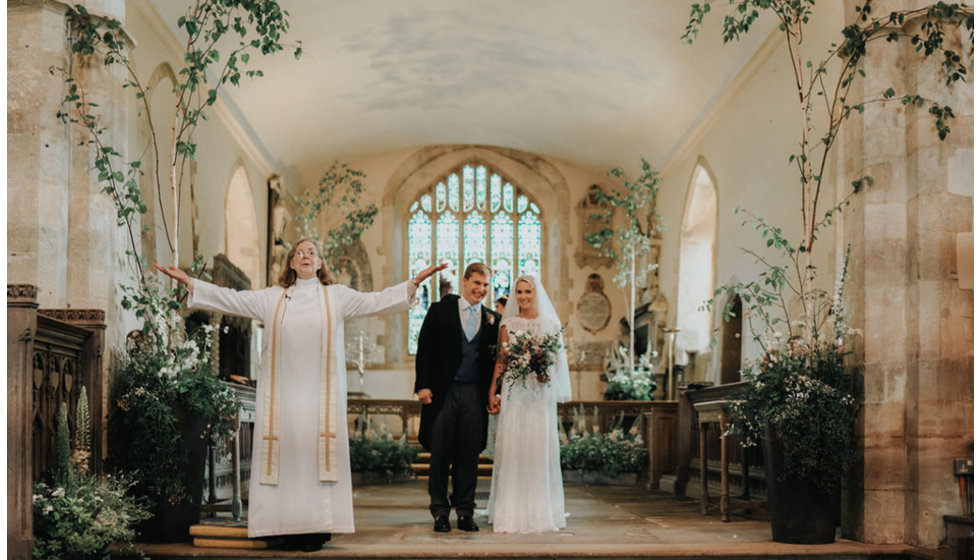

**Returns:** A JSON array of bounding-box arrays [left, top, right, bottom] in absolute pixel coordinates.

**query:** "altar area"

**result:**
[[120, 479, 919, 560]]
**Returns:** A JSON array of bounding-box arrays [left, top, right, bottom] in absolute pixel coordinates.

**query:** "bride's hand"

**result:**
[[536, 374, 548, 384]]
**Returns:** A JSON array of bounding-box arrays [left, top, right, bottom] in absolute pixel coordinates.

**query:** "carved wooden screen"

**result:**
[[32, 312, 104, 480]]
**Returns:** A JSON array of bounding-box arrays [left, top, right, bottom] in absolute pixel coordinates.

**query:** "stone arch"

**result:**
[[224, 165, 261, 288], [676, 158, 718, 357], [381, 144, 571, 361]]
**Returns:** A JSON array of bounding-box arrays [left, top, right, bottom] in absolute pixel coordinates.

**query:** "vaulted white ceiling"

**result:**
[[149, 1, 773, 187]]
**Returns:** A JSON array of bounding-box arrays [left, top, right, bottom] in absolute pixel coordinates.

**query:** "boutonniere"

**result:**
[[485, 314, 495, 326]]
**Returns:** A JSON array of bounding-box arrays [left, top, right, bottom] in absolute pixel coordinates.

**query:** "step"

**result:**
[[188, 523, 268, 550], [411, 463, 494, 475], [416, 452, 494, 464]]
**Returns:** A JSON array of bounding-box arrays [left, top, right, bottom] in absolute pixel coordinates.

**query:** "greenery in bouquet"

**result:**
[[108, 274, 239, 508], [603, 346, 656, 401], [348, 413, 420, 478], [33, 390, 151, 560], [499, 328, 563, 388], [559, 406, 647, 480]]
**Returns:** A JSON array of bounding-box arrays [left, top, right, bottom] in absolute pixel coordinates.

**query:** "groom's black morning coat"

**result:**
[[414, 294, 500, 451]]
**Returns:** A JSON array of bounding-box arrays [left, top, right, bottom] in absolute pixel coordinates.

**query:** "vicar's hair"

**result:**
[[278, 238, 334, 288], [463, 262, 490, 280]]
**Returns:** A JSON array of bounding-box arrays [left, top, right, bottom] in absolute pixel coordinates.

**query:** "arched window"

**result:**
[[225, 167, 261, 288], [677, 164, 717, 356], [406, 162, 542, 355]]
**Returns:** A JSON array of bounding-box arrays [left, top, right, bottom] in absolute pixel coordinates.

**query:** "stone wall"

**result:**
[[841, 2, 974, 546]]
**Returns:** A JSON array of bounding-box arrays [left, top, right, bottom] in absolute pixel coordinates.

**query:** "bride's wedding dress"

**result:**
[[486, 315, 566, 533]]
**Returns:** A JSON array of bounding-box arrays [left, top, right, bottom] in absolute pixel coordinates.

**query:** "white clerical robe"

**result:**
[[189, 276, 415, 537]]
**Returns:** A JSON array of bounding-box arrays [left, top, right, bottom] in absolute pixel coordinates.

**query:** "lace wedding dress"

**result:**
[[486, 315, 566, 533]]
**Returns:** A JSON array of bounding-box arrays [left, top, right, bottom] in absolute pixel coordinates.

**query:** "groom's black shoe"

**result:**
[[457, 515, 479, 532], [433, 514, 451, 532]]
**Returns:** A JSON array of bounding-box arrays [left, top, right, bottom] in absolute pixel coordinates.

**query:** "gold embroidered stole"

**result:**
[[259, 285, 339, 486]]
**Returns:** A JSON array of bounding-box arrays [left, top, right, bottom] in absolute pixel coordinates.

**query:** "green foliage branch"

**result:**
[[53, 2, 302, 279], [585, 158, 663, 376], [687, 0, 972, 348], [295, 161, 379, 273]]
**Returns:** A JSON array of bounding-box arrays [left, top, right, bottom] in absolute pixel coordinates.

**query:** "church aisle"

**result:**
[[116, 480, 919, 559]]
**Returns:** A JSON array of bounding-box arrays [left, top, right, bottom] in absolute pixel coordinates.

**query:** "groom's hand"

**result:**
[[416, 389, 433, 405], [487, 395, 501, 415]]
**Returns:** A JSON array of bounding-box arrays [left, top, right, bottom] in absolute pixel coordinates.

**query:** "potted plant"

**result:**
[[687, 0, 972, 544], [33, 389, 151, 560], [107, 277, 239, 542], [50, 1, 301, 541]]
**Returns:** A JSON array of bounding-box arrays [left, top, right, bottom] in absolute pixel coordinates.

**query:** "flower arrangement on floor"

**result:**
[[723, 253, 860, 493], [108, 275, 239, 512], [33, 388, 151, 560], [559, 406, 647, 481], [602, 346, 656, 401], [348, 413, 420, 479], [499, 327, 564, 388]]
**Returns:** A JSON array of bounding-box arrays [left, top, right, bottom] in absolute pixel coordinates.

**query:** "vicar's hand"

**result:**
[[412, 263, 449, 286], [487, 394, 501, 415], [416, 388, 433, 405], [154, 263, 194, 293]]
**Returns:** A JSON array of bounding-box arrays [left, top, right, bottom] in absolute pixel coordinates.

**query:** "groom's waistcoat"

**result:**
[[454, 328, 480, 383]]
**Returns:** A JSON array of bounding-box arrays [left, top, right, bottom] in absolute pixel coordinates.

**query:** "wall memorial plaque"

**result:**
[[577, 273, 611, 334]]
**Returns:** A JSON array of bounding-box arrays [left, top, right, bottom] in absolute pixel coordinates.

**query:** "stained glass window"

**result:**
[[406, 163, 544, 355]]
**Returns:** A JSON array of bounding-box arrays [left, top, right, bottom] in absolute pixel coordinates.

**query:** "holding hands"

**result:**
[[487, 394, 501, 415]]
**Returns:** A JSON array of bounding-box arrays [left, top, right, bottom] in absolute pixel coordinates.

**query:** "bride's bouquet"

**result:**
[[500, 328, 563, 388]]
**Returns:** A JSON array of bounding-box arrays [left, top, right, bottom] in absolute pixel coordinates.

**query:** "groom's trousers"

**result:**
[[428, 382, 484, 518]]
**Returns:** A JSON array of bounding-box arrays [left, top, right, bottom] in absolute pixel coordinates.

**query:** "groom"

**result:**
[[414, 262, 500, 532]]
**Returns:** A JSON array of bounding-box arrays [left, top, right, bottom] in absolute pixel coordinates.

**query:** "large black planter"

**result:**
[[764, 428, 839, 544], [137, 405, 209, 543]]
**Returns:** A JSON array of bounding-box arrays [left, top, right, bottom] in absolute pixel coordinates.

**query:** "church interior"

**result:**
[[7, 0, 974, 557]]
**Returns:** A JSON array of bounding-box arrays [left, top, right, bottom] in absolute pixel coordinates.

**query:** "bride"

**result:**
[[486, 274, 572, 533]]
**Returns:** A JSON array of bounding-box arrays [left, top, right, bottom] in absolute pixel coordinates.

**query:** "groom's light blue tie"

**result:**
[[464, 305, 479, 340]]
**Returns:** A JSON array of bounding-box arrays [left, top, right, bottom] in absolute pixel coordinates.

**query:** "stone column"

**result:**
[[841, 2, 974, 546], [900, 14, 973, 546], [8, 0, 74, 306], [8, 0, 132, 327]]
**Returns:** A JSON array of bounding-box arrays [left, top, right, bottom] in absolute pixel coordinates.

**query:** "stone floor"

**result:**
[[117, 480, 944, 559]]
